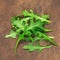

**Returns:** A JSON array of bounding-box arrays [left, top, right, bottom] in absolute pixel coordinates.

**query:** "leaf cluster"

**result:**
[[5, 10, 57, 52]]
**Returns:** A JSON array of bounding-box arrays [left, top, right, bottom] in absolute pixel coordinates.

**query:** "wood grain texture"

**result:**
[[0, 0, 60, 60]]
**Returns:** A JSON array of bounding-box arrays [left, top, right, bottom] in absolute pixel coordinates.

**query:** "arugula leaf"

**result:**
[[23, 43, 52, 52], [5, 30, 17, 38], [23, 10, 51, 23], [35, 31, 57, 45], [41, 14, 49, 19]]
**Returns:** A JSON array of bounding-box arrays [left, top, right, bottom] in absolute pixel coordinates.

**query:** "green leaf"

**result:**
[[23, 43, 52, 52], [23, 10, 51, 23], [35, 31, 57, 45], [41, 14, 49, 19], [5, 30, 17, 38]]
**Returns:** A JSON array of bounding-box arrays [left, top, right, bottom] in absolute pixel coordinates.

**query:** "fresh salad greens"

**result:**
[[5, 10, 57, 52]]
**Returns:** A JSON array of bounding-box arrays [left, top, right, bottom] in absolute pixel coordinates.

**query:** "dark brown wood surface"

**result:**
[[0, 0, 60, 60]]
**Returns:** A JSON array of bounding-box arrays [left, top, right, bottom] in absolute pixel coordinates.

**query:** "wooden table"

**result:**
[[0, 0, 60, 60]]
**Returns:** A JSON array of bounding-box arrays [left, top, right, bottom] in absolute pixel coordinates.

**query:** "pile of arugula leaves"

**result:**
[[5, 10, 57, 52]]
